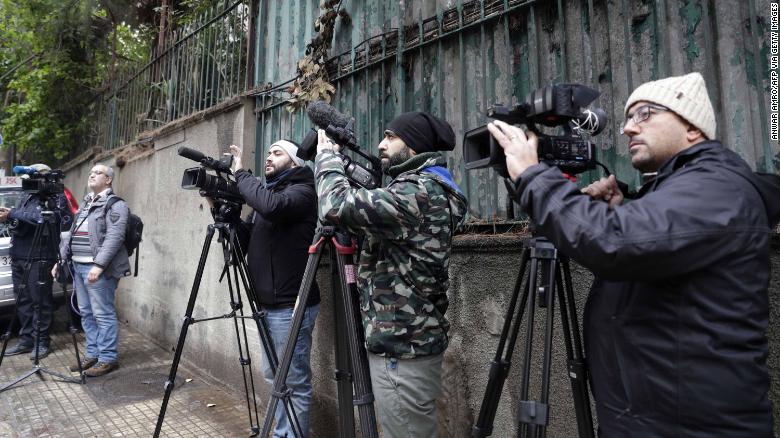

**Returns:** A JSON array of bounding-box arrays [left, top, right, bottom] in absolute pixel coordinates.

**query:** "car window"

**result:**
[[0, 189, 21, 209], [0, 188, 22, 238]]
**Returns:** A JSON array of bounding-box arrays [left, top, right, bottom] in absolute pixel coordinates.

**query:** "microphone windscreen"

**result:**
[[576, 108, 608, 136], [306, 101, 351, 130], [178, 147, 206, 162]]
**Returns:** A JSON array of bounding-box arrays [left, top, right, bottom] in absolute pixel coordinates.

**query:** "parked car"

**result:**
[[0, 176, 79, 313]]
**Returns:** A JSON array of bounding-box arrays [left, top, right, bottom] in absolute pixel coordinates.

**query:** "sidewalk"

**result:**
[[0, 308, 258, 437]]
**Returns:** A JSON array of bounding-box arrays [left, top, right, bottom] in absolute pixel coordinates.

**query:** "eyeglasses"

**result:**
[[621, 104, 669, 134]]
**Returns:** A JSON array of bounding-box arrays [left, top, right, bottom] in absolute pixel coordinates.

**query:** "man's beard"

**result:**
[[265, 162, 292, 179], [381, 147, 413, 173], [265, 165, 280, 179]]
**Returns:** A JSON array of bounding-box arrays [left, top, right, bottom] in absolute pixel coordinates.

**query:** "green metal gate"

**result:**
[[252, 0, 776, 221]]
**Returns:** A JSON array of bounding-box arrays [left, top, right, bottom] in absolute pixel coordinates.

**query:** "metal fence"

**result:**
[[253, 0, 777, 221], [87, 0, 251, 151]]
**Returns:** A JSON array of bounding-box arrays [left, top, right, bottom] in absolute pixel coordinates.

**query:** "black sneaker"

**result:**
[[29, 344, 51, 360], [4, 342, 33, 356]]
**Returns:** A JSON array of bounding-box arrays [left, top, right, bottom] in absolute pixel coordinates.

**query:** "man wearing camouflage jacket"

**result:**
[[315, 112, 468, 437]]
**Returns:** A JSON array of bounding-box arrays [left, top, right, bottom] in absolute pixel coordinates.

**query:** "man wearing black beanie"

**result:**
[[315, 111, 468, 437]]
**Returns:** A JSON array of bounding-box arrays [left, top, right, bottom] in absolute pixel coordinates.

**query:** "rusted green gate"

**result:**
[[253, 0, 776, 221]]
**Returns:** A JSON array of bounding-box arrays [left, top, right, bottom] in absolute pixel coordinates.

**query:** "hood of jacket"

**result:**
[[650, 140, 780, 227], [390, 152, 469, 228]]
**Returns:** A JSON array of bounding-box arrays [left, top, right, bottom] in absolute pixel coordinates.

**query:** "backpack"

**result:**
[[103, 196, 143, 277]]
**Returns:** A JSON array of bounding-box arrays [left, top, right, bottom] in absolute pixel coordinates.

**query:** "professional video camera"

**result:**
[[298, 101, 382, 189], [463, 83, 608, 177], [178, 147, 241, 199], [13, 165, 65, 196], [178, 147, 243, 222]]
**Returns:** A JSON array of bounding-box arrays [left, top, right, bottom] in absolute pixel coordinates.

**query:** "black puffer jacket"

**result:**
[[513, 141, 779, 437], [235, 166, 320, 308]]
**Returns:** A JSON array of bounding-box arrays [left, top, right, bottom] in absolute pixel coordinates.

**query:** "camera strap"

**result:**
[[67, 208, 90, 263]]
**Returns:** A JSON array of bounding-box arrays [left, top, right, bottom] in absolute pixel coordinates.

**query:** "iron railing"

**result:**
[[87, 0, 251, 151]]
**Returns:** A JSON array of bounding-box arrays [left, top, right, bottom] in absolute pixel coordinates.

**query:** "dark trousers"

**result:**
[[11, 259, 55, 346]]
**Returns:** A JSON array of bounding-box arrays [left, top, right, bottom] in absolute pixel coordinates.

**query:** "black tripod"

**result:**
[[260, 225, 378, 438], [154, 200, 301, 437], [472, 237, 594, 438], [0, 198, 85, 391]]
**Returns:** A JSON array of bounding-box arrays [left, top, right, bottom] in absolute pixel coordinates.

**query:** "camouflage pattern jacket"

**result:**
[[315, 150, 468, 358]]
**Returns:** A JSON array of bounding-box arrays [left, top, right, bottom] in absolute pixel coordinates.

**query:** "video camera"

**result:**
[[13, 165, 65, 197], [463, 83, 608, 177], [178, 147, 244, 223], [298, 101, 382, 189]]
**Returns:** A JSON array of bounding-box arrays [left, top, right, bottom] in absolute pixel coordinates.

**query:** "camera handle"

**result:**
[[325, 124, 383, 188], [471, 237, 594, 438]]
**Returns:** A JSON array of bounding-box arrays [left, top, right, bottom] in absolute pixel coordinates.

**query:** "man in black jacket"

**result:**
[[488, 72, 779, 436], [230, 141, 320, 438], [0, 164, 72, 360]]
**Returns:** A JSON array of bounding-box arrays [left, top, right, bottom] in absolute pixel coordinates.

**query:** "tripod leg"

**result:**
[[0, 211, 82, 391], [331, 235, 378, 438], [533, 256, 559, 438], [259, 233, 325, 438], [224, 252, 261, 435], [63, 284, 86, 382], [0, 287, 22, 369], [517, 255, 540, 438], [30, 260, 55, 366], [0, 367, 39, 392], [229, 230, 302, 437], [0, 222, 45, 369], [154, 225, 216, 438], [330, 250, 356, 437], [555, 260, 594, 438], [472, 248, 531, 438]]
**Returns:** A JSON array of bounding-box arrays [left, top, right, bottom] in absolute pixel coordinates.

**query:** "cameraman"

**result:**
[[490, 72, 779, 436], [315, 112, 468, 437], [0, 163, 71, 359], [229, 141, 320, 438]]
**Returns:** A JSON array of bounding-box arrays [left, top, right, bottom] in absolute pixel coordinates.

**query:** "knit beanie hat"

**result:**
[[270, 139, 305, 167], [624, 72, 716, 139], [386, 112, 455, 153]]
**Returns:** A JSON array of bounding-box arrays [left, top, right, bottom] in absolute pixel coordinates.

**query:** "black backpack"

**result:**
[[103, 196, 143, 276]]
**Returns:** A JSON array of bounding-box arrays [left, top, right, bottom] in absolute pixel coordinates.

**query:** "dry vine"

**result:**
[[285, 0, 350, 112]]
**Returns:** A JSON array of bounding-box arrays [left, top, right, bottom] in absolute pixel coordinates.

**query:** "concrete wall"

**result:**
[[66, 98, 780, 436]]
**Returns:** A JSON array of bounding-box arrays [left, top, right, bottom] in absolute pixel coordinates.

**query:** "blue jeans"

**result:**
[[261, 303, 319, 438], [73, 262, 119, 363]]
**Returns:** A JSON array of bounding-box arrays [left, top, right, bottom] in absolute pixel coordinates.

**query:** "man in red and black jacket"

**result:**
[[230, 140, 320, 438]]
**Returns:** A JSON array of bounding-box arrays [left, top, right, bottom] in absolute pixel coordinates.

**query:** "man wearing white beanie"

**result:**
[[228, 140, 320, 437], [488, 72, 779, 436]]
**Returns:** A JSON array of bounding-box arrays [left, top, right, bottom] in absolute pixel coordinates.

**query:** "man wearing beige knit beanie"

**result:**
[[489, 72, 779, 436]]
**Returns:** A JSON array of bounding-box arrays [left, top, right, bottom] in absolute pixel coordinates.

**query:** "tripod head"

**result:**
[[210, 198, 244, 225]]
